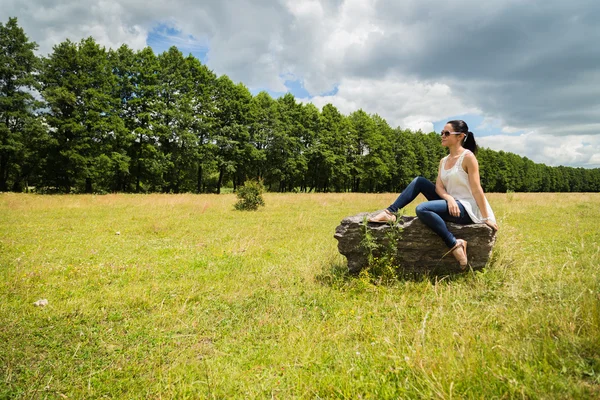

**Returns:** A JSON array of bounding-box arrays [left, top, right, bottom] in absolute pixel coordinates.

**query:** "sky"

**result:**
[[2, 0, 600, 168]]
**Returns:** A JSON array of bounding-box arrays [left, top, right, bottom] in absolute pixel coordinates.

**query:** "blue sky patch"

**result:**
[[251, 77, 339, 100], [147, 23, 209, 63]]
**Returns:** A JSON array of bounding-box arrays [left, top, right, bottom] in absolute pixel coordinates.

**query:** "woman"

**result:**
[[369, 120, 498, 269]]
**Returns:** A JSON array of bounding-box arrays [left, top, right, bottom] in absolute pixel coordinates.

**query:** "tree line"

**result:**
[[2, 17, 599, 194]]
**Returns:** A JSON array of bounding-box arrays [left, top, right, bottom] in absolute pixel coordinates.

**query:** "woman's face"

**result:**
[[441, 123, 464, 147]]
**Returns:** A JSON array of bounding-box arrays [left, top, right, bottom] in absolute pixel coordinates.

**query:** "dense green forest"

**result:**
[[2, 17, 599, 194]]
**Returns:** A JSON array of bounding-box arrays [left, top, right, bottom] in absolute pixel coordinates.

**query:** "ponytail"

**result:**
[[463, 131, 478, 155]]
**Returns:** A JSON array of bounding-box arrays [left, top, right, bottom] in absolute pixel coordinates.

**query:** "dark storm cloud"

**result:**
[[344, 0, 600, 134]]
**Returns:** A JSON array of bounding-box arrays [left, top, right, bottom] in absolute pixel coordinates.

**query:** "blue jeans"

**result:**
[[387, 177, 472, 248]]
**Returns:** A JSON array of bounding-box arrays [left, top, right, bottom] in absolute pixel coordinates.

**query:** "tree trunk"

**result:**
[[11, 170, 23, 192], [136, 140, 142, 193], [0, 155, 8, 192], [0, 153, 8, 192], [197, 164, 203, 193], [114, 170, 122, 192], [63, 175, 71, 194], [217, 167, 224, 194], [135, 163, 141, 192], [1, 115, 9, 191]]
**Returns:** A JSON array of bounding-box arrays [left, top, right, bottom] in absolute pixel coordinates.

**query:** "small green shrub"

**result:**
[[359, 215, 403, 285], [234, 180, 265, 211]]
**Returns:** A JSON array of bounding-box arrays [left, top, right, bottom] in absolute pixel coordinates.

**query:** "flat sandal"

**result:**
[[368, 209, 397, 223], [443, 239, 468, 270]]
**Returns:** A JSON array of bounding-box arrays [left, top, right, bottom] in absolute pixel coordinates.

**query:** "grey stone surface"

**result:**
[[334, 211, 497, 275]]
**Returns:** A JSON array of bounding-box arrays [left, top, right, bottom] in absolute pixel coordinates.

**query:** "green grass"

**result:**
[[1, 192, 599, 399]]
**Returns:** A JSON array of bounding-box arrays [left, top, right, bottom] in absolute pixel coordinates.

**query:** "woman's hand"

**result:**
[[485, 219, 499, 231], [447, 198, 460, 217]]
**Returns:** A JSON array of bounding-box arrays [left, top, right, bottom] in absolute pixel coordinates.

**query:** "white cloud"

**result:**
[[478, 133, 600, 168], [285, 0, 324, 18], [12, 0, 150, 54], [301, 76, 479, 131]]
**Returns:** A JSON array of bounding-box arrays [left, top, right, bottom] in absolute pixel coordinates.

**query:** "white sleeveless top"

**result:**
[[441, 149, 496, 224]]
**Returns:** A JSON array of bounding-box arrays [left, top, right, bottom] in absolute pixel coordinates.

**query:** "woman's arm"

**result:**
[[463, 154, 499, 230], [436, 159, 461, 217]]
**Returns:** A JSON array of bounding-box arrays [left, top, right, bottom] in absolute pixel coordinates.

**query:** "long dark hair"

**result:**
[[447, 120, 478, 155]]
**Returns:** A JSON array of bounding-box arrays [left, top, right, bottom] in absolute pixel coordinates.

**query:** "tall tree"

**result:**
[[317, 103, 350, 192], [213, 76, 252, 193], [298, 102, 320, 191], [272, 93, 307, 192], [155, 47, 190, 192], [126, 47, 163, 192], [347, 109, 376, 192], [0, 17, 41, 191], [248, 91, 277, 182], [41, 38, 125, 193], [364, 114, 393, 192], [390, 128, 418, 191], [184, 55, 217, 193]]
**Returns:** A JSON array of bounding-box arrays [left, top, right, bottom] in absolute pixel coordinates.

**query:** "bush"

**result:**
[[358, 215, 403, 285], [234, 180, 265, 211]]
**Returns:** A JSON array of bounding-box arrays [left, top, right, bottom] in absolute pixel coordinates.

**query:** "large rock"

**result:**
[[334, 211, 497, 275]]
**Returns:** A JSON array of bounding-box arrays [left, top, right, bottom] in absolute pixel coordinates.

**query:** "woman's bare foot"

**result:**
[[450, 239, 468, 270], [368, 209, 396, 223]]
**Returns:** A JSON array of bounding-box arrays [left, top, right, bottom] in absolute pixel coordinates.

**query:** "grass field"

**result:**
[[1, 192, 599, 399]]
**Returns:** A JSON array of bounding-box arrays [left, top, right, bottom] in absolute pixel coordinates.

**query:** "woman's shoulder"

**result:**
[[461, 149, 479, 170], [462, 149, 476, 160]]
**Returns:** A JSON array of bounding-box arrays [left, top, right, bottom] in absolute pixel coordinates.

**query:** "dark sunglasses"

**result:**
[[440, 130, 463, 137]]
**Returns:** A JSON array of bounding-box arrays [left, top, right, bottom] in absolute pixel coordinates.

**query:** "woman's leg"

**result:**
[[415, 200, 472, 248], [387, 176, 441, 213]]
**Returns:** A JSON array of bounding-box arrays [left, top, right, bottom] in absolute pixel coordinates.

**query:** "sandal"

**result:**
[[368, 209, 397, 223], [443, 239, 468, 270]]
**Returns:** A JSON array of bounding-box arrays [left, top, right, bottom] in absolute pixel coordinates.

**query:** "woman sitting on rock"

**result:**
[[369, 120, 499, 269]]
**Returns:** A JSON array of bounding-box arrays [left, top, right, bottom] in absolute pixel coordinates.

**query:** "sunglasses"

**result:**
[[440, 130, 463, 137]]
